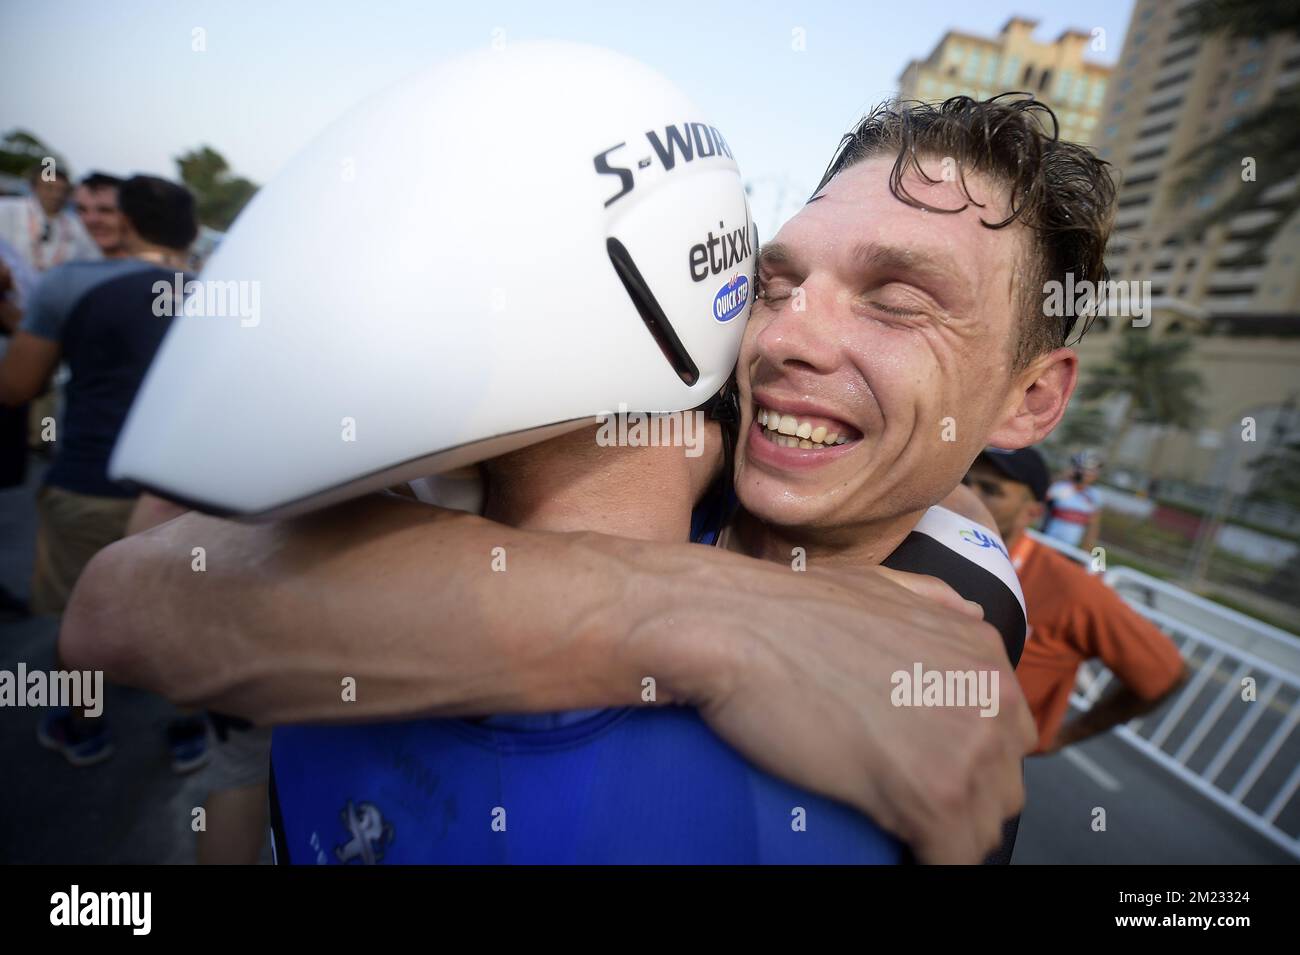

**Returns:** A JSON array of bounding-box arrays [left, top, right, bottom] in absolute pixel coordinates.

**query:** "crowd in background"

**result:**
[[0, 165, 267, 862]]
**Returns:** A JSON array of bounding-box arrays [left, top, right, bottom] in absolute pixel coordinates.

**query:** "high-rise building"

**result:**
[[897, 16, 1111, 145], [1071, 0, 1300, 494], [1092, 0, 1300, 316], [892, 8, 1300, 496]]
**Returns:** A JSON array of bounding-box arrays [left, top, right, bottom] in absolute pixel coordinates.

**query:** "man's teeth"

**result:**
[[755, 406, 851, 449]]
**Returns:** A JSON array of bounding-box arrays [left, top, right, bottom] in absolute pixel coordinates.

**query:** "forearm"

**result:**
[[1082, 519, 1100, 553], [1055, 684, 1168, 748], [125, 492, 192, 537], [60, 493, 732, 725], [0, 300, 20, 334]]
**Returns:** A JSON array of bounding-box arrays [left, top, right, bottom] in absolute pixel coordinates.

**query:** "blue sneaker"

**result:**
[[166, 716, 212, 774], [37, 709, 115, 767]]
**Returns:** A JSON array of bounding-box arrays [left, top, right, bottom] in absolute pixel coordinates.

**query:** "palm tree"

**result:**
[[1180, 0, 1300, 42], [1248, 438, 1300, 508], [1043, 403, 1109, 457], [175, 146, 258, 231], [0, 129, 55, 179], [1246, 394, 1300, 508], [1079, 335, 1204, 480]]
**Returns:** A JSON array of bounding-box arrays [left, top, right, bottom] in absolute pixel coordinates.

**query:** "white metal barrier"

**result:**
[[1103, 565, 1300, 673], [1027, 530, 1300, 858]]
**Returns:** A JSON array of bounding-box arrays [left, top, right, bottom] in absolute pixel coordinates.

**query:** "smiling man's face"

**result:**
[[75, 184, 126, 256], [734, 154, 1049, 538]]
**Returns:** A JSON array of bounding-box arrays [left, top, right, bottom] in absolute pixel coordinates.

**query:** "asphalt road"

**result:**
[[1016, 721, 1296, 863], [1, 457, 217, 864]]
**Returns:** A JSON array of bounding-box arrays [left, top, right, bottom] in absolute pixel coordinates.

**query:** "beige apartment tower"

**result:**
[[1075, 0, 1300, 493], [896, 7, 1300, 494], [897, 16, 1112, 145]]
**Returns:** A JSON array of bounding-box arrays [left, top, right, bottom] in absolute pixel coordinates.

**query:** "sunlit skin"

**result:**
[[963, 459, 1044, 546], [74, 184, 127, 256], [32, 175, 71, 217], [730, 155, 1078, 567]]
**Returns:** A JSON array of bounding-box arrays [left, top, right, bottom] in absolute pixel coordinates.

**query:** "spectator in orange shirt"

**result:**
[[964, 447, 1188, 754]]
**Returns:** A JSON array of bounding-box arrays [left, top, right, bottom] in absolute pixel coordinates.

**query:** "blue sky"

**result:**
[[2, 0, 1134, 228]]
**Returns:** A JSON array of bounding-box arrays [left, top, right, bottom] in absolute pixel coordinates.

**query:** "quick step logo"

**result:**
[[713, 274, 749, 323]]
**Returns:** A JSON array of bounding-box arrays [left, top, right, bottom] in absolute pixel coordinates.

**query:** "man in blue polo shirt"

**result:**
[[0, 174, 209, 769]]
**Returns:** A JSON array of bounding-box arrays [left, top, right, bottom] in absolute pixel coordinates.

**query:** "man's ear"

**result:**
[[986, 347, 1077, 450]]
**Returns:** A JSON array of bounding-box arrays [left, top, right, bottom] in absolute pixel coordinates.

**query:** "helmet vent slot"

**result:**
[[606, 237, 699, 387]]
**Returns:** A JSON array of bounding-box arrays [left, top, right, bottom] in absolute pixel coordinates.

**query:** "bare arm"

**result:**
[[0, 260, 21, 333], [0, 330, 60, 407], [1082, 512, 1101, 553], [0, 299, 20, 334], [65, 493, 691, 723], [125, 492, 192, 537], [62, 492, 1035, 863], [1048, 666, 1189, 751]]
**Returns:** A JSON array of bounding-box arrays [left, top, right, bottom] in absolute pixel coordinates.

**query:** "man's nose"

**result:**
[[754, 281, 842, 375]]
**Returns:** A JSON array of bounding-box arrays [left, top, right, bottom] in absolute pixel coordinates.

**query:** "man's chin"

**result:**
[[735, 481, 838, 536]]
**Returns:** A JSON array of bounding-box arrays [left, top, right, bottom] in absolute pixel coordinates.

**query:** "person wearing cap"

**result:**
[[964, 447, 1188, 754], [1042, 449, 1104, 551]]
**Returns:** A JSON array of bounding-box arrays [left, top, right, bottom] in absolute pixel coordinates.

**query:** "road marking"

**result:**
[[1061, 746, 1122, 792]]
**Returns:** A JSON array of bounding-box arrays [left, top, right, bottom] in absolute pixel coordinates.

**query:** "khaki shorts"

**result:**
[[28, 391, 57, 452], [31, 484, 135, 616]]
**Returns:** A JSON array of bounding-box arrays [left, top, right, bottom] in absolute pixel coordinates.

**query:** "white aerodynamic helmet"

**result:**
[[111, 41, 756, 518]]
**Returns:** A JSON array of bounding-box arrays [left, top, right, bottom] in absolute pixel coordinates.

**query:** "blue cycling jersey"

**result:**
[[271, 705, 902, 864]]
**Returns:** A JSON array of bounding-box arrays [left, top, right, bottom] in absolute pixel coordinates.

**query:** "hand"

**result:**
[[873, 565, 986, 618], [653, 561, 1037, 864]]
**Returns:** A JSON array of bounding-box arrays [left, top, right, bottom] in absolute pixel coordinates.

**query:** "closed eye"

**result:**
[[868, 301, 922, 317], [756, 276, 797, 302], [860, 283, 935, 321]]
